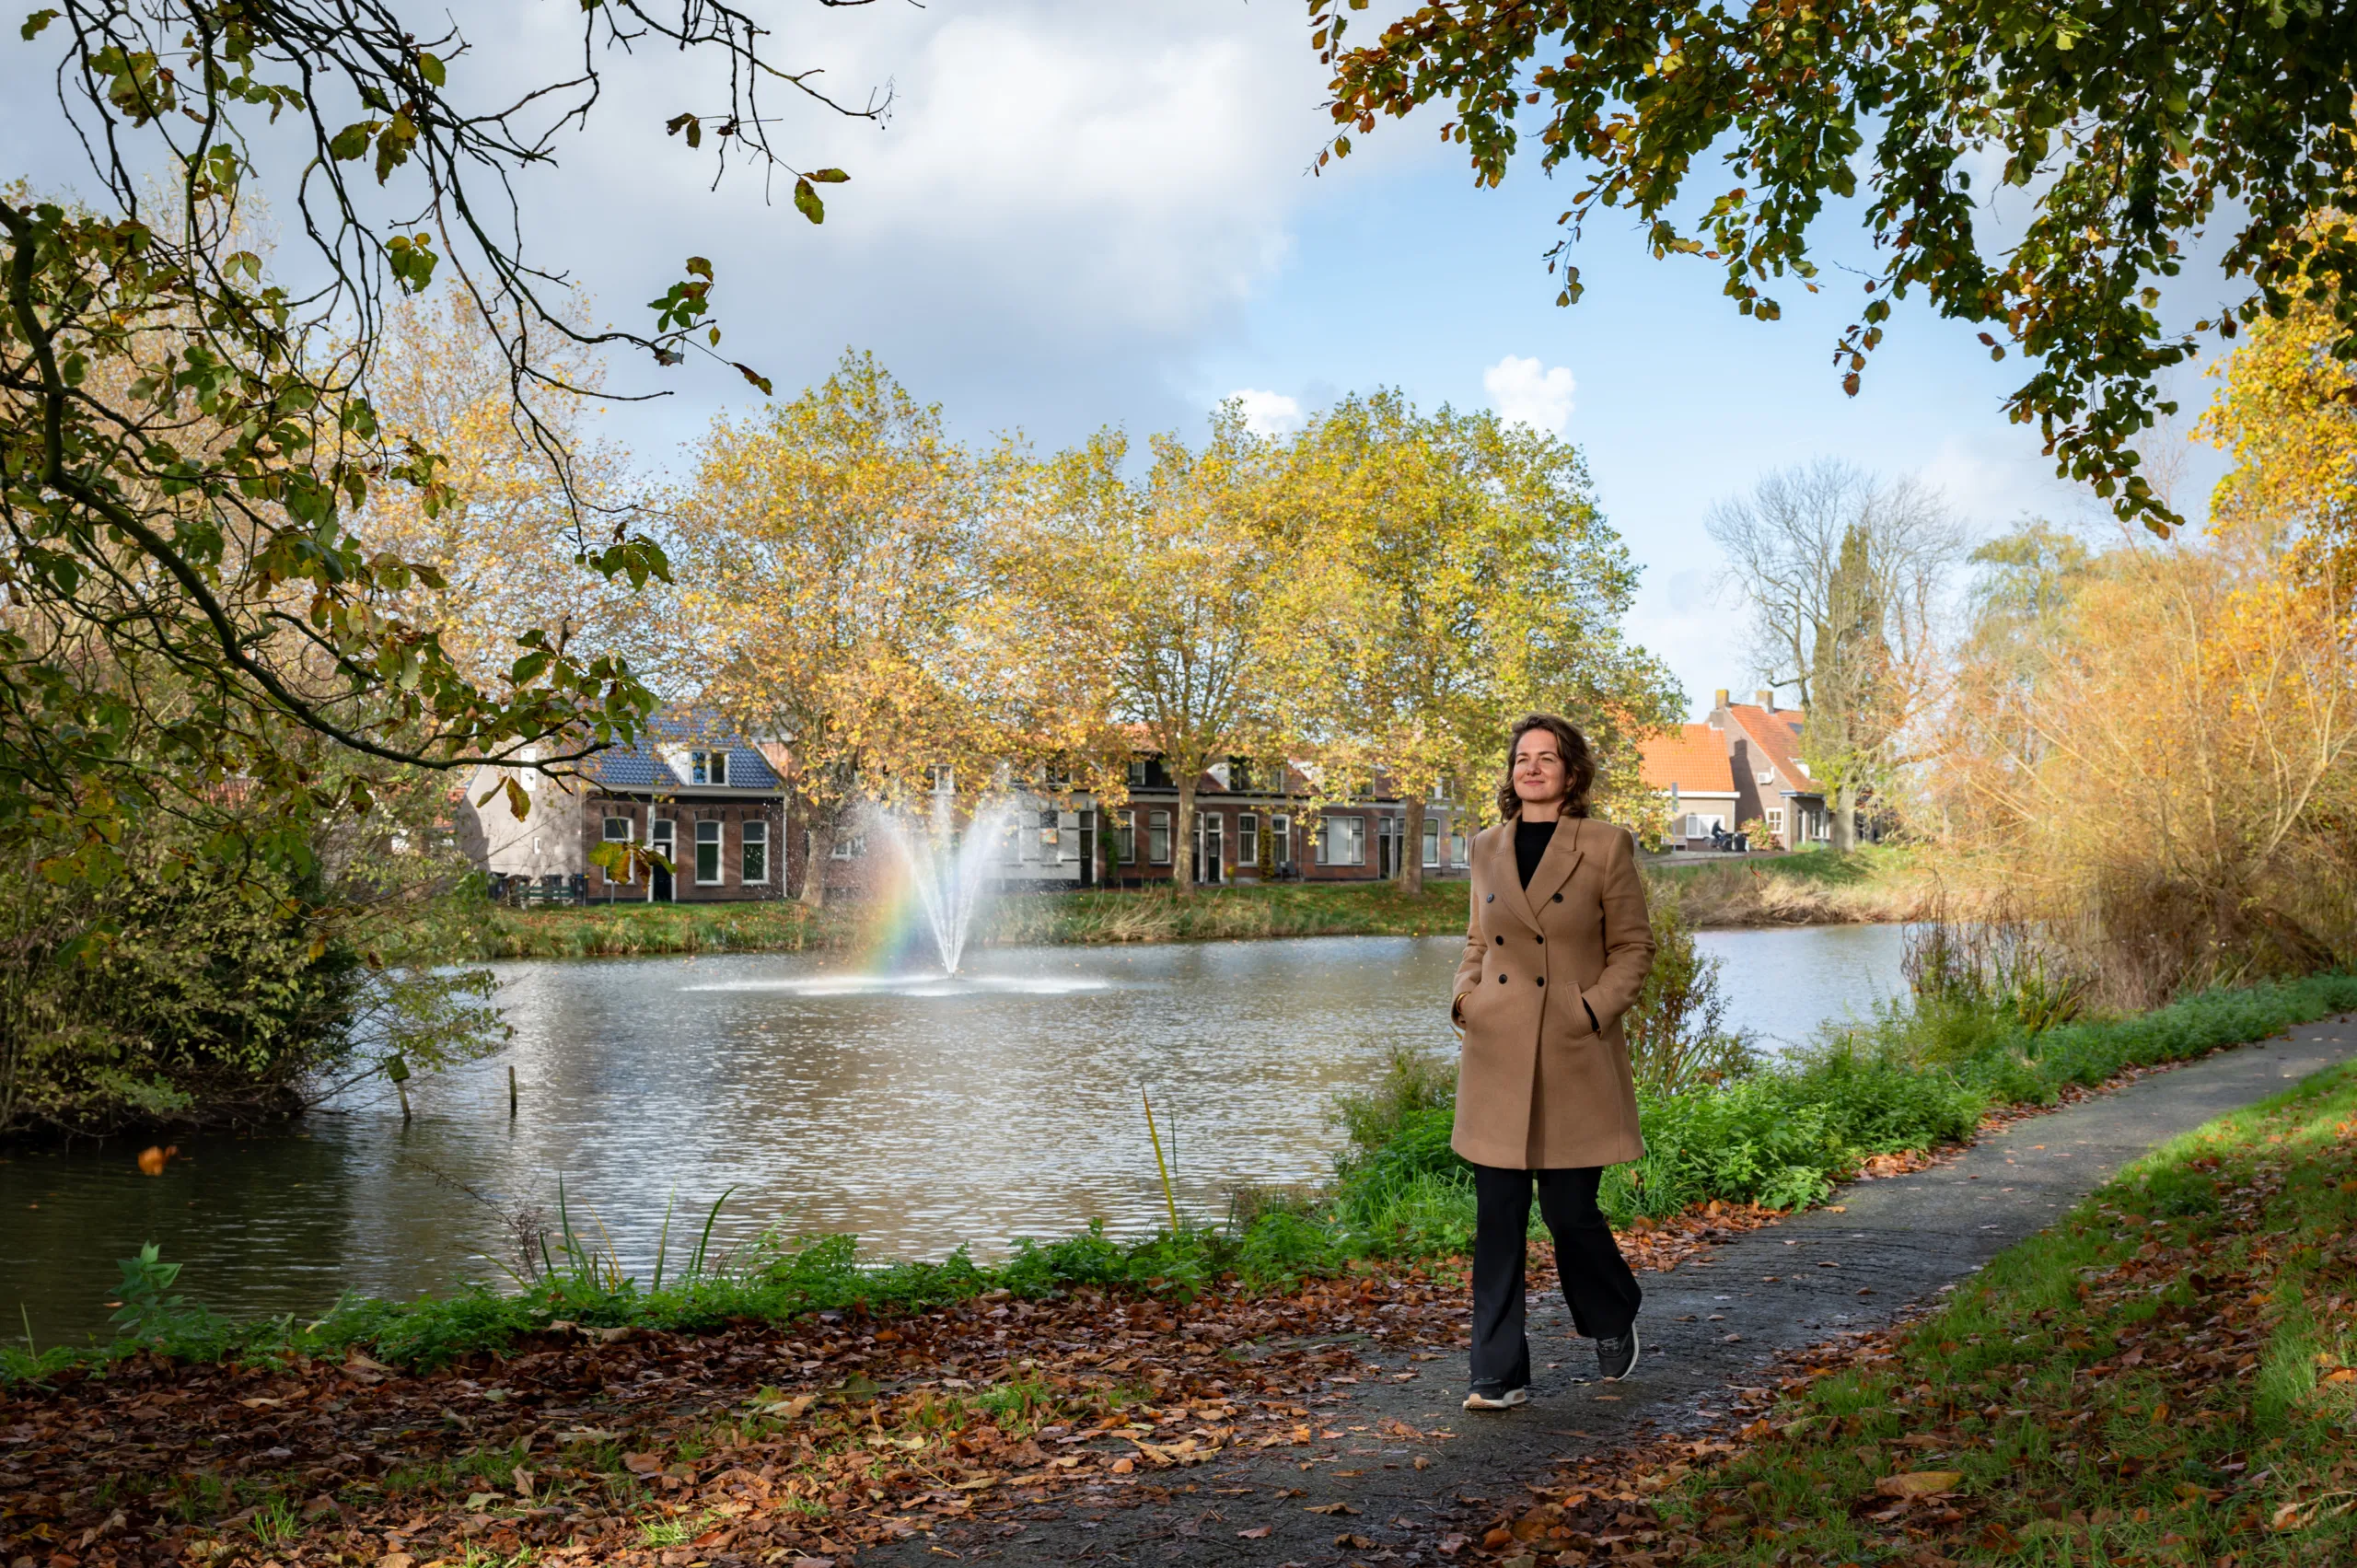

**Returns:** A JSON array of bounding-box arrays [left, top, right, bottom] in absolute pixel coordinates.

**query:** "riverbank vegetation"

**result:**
[[12, 953, 2350, 1387], [444, 847, 1918, 960]]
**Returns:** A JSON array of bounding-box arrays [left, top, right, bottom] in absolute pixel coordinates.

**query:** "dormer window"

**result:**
[[691, 749, 728, 786]]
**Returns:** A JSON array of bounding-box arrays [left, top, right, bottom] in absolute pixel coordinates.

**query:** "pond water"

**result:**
[[1, 923, 1908, 1342]]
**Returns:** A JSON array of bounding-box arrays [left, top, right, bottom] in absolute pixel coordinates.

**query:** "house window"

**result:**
[[927, 764, 954, 794], [830, 832, 866, 859], [1422, 819, 1441, 867], [1003, 819, 1023, 863], [1316, 815, 1366, 866], [1127, 759, 1148, 787], [1148, 809, 1171, 865], [1116, 809, 1136, 865], [691, 749, 728, 786], [742, 820, 769, 884], [1237, 812, 1258, 866], [1765, 807, 1785, 840], [1043, 764, 1070, 791], [1039, 807, 1060, 848], [695, 820, 723, 883], [1271, 813, 1291, 865], [1450, 828, 1467, 864], [603, 816, 633, 842]]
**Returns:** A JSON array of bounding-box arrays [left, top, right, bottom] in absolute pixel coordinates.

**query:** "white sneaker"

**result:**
[[1462, 1383, 1530, 1411]]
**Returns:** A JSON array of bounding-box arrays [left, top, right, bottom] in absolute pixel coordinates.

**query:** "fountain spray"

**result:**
[[870, 796, 1016, 974]]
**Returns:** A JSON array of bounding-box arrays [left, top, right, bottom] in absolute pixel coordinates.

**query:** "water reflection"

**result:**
[[1, 926, 1906, 1341]]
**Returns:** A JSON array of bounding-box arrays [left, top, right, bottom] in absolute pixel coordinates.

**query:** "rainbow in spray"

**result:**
[[860, 796, 1016, 975]]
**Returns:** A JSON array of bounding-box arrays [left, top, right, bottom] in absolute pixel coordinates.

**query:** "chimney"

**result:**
[[1713, 688, 1729, 710], [1755, 689, 1775, 712]]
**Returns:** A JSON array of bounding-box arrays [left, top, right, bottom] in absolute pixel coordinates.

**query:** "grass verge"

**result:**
[[432, 855, 1925, 961], [1331, 972, 2357, 1255], [1610, 1053, 2357, 1567], [449, 880, 1472, 959]]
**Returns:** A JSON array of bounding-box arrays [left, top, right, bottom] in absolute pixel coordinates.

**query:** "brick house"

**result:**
[[1098, 754, 1468, 887], [461, 718, 1475, 899], [1637, 689, 1830, 851], [457, 712, 790, 901]]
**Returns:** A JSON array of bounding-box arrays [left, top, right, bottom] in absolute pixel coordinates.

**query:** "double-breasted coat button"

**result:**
[[1485, 893, 1495, 903], [1536, 976, 1546, 985], [1536, 935, 1545, 944], [1496, 974, 1506, 983], [1494, 935, 1504, 945], [1552, 892, 1563, 901]]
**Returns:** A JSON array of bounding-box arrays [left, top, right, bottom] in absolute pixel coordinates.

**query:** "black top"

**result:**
[[1513, 817, 1559, 889]]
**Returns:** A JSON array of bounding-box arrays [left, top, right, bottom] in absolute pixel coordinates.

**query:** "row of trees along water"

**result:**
[[367, 301, 1688, 900]]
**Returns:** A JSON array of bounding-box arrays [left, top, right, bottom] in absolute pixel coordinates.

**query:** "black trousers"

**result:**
[[1469, 1164, 1642, 1389]]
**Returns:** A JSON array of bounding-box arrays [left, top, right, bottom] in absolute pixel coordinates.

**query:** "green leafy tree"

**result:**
[[1286, 390, 1681, 892], [1310, 0, 2357, 535], [2, 2, 878, 886]]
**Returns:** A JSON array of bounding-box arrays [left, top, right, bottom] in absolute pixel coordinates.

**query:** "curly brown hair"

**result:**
[[1495, 713, 1596, 821]]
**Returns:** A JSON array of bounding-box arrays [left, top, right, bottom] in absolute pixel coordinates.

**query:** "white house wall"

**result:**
[[457, 764, 588, 878]]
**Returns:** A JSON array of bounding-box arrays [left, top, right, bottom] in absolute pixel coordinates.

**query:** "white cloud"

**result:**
[[1227, 389, 1302, 436], [1482, 354, 1578, 436]]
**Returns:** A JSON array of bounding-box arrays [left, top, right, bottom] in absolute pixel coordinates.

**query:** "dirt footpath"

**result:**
[[869, 1014, 2357, 1567]]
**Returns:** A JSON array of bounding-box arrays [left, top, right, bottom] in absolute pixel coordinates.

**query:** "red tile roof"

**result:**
[[1637, 725, 1736, 794], [1724, 703, 1814, 792]]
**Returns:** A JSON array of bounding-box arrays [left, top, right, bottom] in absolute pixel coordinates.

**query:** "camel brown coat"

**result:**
[[1449, 817, 1655, 1169]]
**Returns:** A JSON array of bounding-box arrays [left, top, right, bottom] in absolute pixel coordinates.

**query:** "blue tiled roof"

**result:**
[[582, 709, 780, 793], [584, 745, 677, 790]]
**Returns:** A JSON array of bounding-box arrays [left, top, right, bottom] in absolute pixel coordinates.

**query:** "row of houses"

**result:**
[[458, 688, 1843, 903], [458, 714, 1468, 903]]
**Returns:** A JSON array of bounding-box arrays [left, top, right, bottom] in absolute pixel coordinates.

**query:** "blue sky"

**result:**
[[1, 0, 2229, 716]]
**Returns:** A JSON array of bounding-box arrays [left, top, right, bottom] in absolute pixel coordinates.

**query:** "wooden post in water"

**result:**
[[508, 1063, 518, 1118], [396, 1078, 412, 1121]]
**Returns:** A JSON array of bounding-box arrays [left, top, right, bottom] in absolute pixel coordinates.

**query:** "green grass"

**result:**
[[471, 899, 851, 958], [444, 879, 1474, 960], [1653, 1056, 2357, 1565]]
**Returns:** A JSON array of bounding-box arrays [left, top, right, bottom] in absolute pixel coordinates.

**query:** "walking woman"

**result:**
[[1449, 714, 1656, 1409]]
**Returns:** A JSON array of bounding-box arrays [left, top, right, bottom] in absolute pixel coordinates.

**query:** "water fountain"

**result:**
[[867, 796, 1016, 975]]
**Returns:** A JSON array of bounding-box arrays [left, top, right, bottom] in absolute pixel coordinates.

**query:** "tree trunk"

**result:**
[[1831, 779, 1858, 854], [801, 809, 834, 909], [1399, 795, 1425, 896], [1173, 779, 1196, 896]]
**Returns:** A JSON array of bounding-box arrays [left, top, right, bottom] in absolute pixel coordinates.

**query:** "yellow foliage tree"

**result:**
[[2202, 293, 2357, 598], [1933, 533, 2355, 1002], [672, 353, 1013, 907], [995, 413, 1309, 894]]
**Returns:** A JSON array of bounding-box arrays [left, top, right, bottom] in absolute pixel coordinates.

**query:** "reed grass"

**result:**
[[1647, 844, 1931, 927]]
